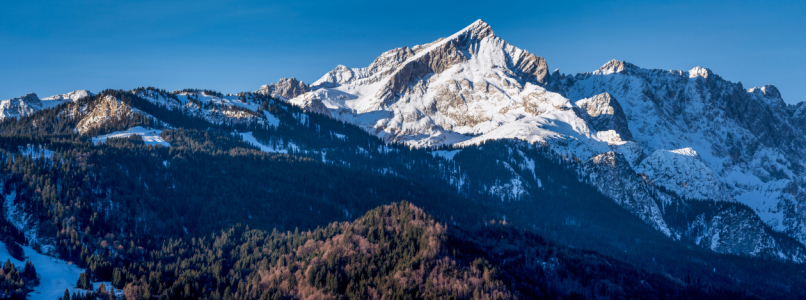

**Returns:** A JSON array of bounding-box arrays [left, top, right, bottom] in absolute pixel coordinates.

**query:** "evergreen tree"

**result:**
[[111, 268, 122, 289], [76, 272, 91, 290], [22, 260, 37, 283]]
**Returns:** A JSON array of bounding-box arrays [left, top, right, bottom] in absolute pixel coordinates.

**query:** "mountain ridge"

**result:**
[[2, 20, 805, 262], [275, 20, 806, 258]]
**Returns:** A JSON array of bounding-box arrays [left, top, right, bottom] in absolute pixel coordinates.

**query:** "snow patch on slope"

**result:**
[[635, 148, 728, 201], [92, 126, 170, 147], [264, 111, 280, 127], [431, 149, 461, 160], [239, 132, 297, 154], [0, 241, 107, 300]]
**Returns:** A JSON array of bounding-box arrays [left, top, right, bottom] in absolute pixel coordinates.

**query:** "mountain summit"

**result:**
[[291, 20, 552, 147]]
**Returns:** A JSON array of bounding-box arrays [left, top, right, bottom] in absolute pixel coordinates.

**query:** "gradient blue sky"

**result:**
[[2, 0, 804, 104]]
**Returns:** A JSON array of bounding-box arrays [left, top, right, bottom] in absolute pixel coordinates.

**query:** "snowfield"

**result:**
[[92, 126, 170, 147], [239, 132, 298, 154]]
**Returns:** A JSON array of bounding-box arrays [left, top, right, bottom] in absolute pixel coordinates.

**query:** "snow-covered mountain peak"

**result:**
[[748, 85, 782, 99], [42, 90, 93, 101], [3, 93, 40, 103], [687, 66, 712, 79], [454, 19, 494, 39], [0, 93, 43, 120], [594, 59, 637, 75], [288, 20, 554, 146]]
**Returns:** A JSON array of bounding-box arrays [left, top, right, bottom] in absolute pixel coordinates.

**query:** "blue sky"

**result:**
[[2, 0, 804, 104]]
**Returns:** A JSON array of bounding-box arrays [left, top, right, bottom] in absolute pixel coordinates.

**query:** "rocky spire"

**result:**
[[574, 93, 634, 141]]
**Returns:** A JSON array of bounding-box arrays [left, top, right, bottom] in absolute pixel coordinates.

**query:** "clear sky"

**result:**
[[2, 0, 804, 104]]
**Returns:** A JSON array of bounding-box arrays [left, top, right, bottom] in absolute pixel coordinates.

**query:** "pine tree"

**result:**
[[111, 268, 122, 289], [76, 272, 91, 290], [23, 260, 37, 283], [62, 289, 71, 300]]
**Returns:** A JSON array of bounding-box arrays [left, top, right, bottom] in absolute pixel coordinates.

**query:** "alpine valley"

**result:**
[[1, 20, 805, 299]]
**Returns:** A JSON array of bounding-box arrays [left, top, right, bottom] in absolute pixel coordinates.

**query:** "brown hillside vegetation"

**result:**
[[258, 202, 509, 299], [105, 202, 751, 299]]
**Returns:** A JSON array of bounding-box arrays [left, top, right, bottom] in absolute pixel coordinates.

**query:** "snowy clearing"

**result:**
[[240, 132, 298, 154], [0, 241, 107, 300], [431, 149, 462, 160], [92, 126, 170, 147]]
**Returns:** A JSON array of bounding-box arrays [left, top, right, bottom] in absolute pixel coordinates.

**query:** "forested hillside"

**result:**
[[50, 203, 758, 299], [0, 90, 804, 299]]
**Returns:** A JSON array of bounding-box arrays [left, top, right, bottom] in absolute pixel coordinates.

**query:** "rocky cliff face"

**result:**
[[555, 59, 806, 245], [281, 20, 806, 260], [257, 77, 309, 100], [74, 95, 137, 133], [791, 102, 806, 133], [573, 93, 633, 142], [582, 151, 670, 236]]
